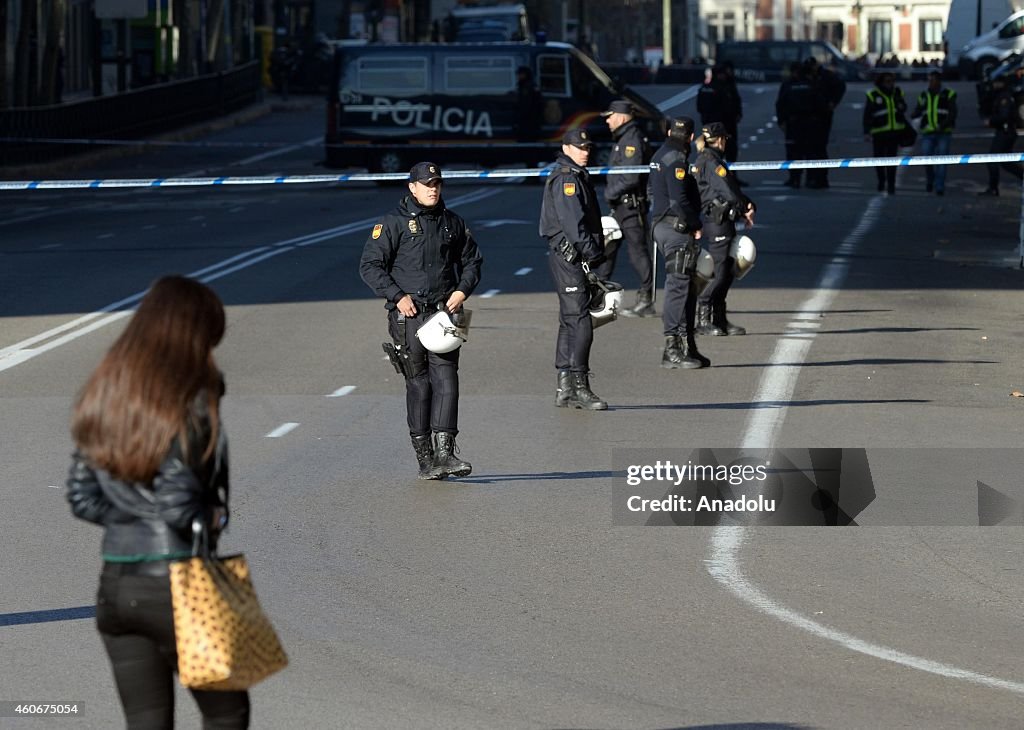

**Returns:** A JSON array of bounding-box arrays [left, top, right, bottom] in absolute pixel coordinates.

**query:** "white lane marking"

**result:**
[[38, 243, 62, 250], [143, 224, 158, 230], [480, 289, 500, 298], [656, 85, 702, 112], [707, 197, 1024, 695], [514, 267, 532, 276], [97, 233, 114, 239], [327, 385, 357, 398], [266, 422, 299, 438], [229, 206, 245, 213], [0, 189, 502, 374], [236, 135, 321, 166], [47, 485, 60, 489]]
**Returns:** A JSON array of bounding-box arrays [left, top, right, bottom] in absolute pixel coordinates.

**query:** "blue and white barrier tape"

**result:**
[[2, 153, 1023, 191]]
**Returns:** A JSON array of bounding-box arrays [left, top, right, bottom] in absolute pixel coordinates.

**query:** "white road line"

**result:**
[[229, 207, 245, 213], [327, 385, 357, 398], [37, 243, 62, 250], [480, 289, 500, 298], [656, 86, 702, 112], [97, 233, 114, 239], [514, 267, 532, 276], [0, 188, 502, 375], [236, 135, 321, 166], [266, 422, 299, 438], [706, 197, 1024, 696]]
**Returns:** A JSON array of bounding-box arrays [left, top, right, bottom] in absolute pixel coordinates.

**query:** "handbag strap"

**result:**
[[190, 517, 213, 560]]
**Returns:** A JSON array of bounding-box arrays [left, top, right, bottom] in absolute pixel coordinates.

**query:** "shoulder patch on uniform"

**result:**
[[690, 165, 699, 174], [372, 224, 383, 239], [675, 167, 686, 180], [408, 218, 420, 234], [563, 182, 576, 197], [625, 145, 636, 158], [715, 165, 728, 178]]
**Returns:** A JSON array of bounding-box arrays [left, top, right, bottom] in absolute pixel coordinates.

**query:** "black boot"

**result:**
[[555, 369, 575, 408], [620, 290, 656, 318], [682, 333, 711, 367], [430, 432, 472, 479], [570, 372, 608, 410], [695, 302, 725, 336], [715, 302, 746, 336], [661, 335, 703, 369], [411, 435, 440, 480]]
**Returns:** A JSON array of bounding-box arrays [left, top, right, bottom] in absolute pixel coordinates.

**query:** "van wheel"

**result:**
[[373, 151, 405, 175], [976, 57, 999, 80]]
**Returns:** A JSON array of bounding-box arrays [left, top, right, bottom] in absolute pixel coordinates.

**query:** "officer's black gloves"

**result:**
[[673, 219, 701, 235], [585, 253, 606, 268], [585, 269, 602, 286]]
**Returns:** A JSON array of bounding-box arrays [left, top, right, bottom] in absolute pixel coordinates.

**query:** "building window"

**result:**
[[919, 19, 943, 51], [816, 21, 844, 48], [868, 20, 892, 55]]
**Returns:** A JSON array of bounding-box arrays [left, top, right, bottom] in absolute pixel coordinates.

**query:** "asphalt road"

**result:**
[[1, 81, 1023, 729]]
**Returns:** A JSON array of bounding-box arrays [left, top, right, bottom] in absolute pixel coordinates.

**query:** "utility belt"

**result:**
[[703, 196, 740, 226], [382, 301, 443, 378], [611, 192, 647, 210], [549, 237, 581, 265], [659, 214, 697, 236]]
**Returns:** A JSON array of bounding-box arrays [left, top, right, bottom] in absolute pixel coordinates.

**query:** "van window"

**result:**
[[807, 43, 835, 65], [351, 56, 428, 96], [443, 56, 516, 94], [998, 16, 1024, 39], [538, 54, 570, 97]]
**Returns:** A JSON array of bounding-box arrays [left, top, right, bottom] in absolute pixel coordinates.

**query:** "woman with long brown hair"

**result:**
[[66, 275, 250, 728]]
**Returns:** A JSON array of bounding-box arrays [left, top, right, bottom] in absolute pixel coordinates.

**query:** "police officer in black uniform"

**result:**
[[979, 73, 1024, 196], [650, 117, 711, 369], [600, 99, 655, 317], [775, 62, 823, 189], [359, 162, 484, 479], [539, 129, 608, 410], [694, 122, 755, 337]]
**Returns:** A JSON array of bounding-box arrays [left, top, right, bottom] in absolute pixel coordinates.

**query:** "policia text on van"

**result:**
[[324, 42, 666, 173]]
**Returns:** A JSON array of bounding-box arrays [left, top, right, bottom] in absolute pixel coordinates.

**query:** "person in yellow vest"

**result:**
[[862, 71, 908, 195], [911, 70, 957, 196]]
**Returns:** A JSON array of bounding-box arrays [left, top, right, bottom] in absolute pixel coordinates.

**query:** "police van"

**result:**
[[324, 42, 666, 172]]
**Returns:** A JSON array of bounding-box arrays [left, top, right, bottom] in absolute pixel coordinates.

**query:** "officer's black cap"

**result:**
[[562, 128, 595, 149], [601, 99, 634, 117], [409, 161, 442, 183], [701, 122, 729, 140], [668, 116, 695, 139]]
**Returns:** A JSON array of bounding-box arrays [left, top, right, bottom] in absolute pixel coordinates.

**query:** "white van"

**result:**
[[955, 5, 1024, 79]]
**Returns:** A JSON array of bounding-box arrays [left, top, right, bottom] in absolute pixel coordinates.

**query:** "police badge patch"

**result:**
[[372, 224, 382, 239], [675, 168, 686, 180], [408, 219, 420, 234], [625, 145, 636, 158], [716, 165, 728, 178], [563, 182, 576, 196], [690, 165, 699, 174]]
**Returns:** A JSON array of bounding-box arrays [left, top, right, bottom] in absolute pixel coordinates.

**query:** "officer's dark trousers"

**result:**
[[697, 225, 736, 308], [784, 120, 815, 185], [654, 221, 697, 336], [987, 128, 1024, 190], [548, 252, 593, 372], [600, 200, 653, 295], [871, 132, 900, 191], [97, 563, 251, 729], [389, 309, 460, 438], [806, 112, 832, 186]]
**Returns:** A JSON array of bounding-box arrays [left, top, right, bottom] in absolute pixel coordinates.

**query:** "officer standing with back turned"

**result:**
[[694, 122, 755, 337], [359, 162, 484, 480], [650, 117, 711, 369], [540, 129, 608, 411], [600, 99, 655, 317]]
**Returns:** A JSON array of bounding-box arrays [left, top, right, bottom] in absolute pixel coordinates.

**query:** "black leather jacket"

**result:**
[[66, 395, 228, 564]]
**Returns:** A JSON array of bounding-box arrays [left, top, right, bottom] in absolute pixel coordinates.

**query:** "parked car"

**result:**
[[714, 40, 865, 82]]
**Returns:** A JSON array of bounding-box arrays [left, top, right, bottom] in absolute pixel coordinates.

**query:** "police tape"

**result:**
[[2, 153, 1024, 191]]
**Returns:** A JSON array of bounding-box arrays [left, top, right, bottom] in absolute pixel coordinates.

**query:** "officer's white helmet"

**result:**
[[730, 235, 757, 279], [415, 310, 469, 353], [694, 249, 715, 285], [589, 280, 624, 328], [601, 215, 622, 247]]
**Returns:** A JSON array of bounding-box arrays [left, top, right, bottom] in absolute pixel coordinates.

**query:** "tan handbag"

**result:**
[[169, 519, 288, 691]]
